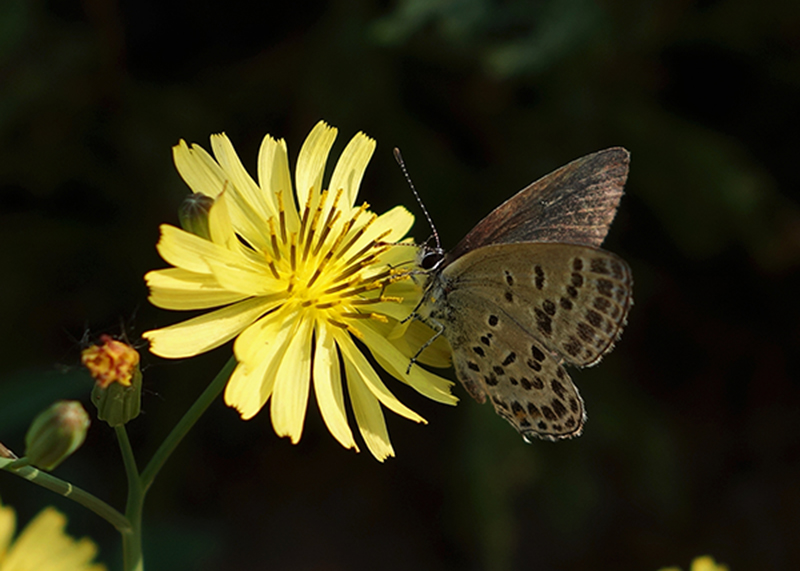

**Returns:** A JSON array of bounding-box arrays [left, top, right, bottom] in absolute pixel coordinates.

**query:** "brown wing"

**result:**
[[448, 147, 629, 262], [442, 242, 633, 368], [449, 320, 586, 441]]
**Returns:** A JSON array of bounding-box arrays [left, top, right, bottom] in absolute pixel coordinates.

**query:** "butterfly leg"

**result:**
[[400, 284, 432, 325], [405, 318, 444, 374]]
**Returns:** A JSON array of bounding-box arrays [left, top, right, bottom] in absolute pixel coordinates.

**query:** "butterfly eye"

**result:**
[[420, 249, 444, 270]]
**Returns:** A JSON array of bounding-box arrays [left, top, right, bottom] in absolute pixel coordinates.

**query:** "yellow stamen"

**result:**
[[341, 312, 389, 324], [336, 212, 376, 259], [276, 191, 287, 242], [268, 218, 281, 261], [303, 190, 326, 262], [351, 296, 403, 305], [314, 209, 341, 257], [268, 260, 280, 280], [306, 267, 323, 289], [342, 230, 391, 267], [290, 233, 297, 273], [324, 280, 357, 295], [299, 190, 312, 242]]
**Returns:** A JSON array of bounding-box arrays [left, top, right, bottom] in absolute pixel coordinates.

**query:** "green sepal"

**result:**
[[91, 365, 142, 427], [178, 193, 214, 240]]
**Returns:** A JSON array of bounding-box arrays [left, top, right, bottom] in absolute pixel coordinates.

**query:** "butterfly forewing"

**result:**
[[448, 148, 629, 261]]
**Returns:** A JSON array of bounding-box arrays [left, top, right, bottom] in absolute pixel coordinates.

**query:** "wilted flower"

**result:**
[[81, 335, 140, 389]]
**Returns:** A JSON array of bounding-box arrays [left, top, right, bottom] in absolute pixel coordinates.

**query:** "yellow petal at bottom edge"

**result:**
[[4, 508, 105, 571], [345, 357, 393, 461], [313, 324, 357, 451], [270, 319, 314, 443], [337, 335, 425, 424]]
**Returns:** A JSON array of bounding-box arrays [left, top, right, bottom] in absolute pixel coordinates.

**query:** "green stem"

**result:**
[[116, 426, 144, 571], [0, 458, 130, 533], [140, 356, 236, 493], [1, 356, 236, 571]]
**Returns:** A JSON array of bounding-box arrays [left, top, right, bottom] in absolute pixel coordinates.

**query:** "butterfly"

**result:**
[[409, 148, 633, 441]]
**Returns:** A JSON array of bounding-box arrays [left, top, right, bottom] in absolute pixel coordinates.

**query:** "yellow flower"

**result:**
[[659, 555, 729, 571], [0, 498, 106, 571], [143, 121, 455, 460]]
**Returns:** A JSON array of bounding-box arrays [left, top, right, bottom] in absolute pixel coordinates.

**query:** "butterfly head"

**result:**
[[416, 243, 446, 273]]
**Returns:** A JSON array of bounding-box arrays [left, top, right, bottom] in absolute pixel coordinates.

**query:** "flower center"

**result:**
[[262, 188, 405, 335]]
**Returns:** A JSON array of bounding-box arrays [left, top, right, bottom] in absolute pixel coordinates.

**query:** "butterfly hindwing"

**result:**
[[440, 242, 632, 368], [444, 291, 586, 440]]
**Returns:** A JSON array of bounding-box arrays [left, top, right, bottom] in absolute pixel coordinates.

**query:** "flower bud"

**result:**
[[82, 335, 142, 427], [178, 193, 214, 239], [90, 367, 142, 427], [81, 334, 140, 388], [24, 401, 90, 471]]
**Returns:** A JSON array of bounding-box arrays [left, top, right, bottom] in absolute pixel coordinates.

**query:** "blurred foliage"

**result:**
[[1, 0, 800, 570]]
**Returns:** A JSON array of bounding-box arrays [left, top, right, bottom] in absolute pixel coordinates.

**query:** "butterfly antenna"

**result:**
[[393, 148, 441, 251]]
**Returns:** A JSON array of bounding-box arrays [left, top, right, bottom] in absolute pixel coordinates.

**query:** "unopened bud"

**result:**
[[24, 401, 90, 471], [178, 193, 214, 239], [82, 335, 142, 427]]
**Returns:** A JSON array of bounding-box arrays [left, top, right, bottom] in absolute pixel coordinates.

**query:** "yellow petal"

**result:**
[[258, 134, 300, 234], [295, 121, 337, 210], [384, 318, 453, 369], [336, 334, 425, 423], [4, 507, 105, 571], [0, 500, 15, 560], [345, 357, 394, 461], [373, 205, 415, 244], [366, 278, 421, 322], [328, 131, 376, 209], [353, 321, 457, 404], [207, 186, 237, 249], [206, 136, 281, 254], [203, 255, 281, 297], [343, 206, 414, 262], [172, 139, 227, 198], [257, 134, 290, 217], [226, 309, 302, 419], [312, 323, 357, 451], [210, 133, 273, 223], [145, 268, 248, 310], [143, 297, 271, 358], [270, 318, 314, 443], [374, 239, 417, 272], [155, 224, 233, 275], [691, 557, 728, 571], [225, 354, 277, 420], [233, 306, 295, 365]]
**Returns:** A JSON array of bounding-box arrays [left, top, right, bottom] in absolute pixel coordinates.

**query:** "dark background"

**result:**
[[2, 0, 799, 570]]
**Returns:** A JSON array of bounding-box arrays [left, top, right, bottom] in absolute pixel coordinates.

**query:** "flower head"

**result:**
[[81, 335, 140, 388], [0, 497, 106, 571], [143, 121, 455, 460]]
